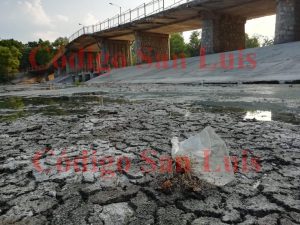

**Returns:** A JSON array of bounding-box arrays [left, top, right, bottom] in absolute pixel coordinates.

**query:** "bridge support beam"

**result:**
[[201, 14, 246, 54], [275, 0, 300, 44], [134, 31, 170, 64], [100, 39, 132, 68]]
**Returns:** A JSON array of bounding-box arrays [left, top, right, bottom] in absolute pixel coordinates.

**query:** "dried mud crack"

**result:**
[[0, 84, 299, 225]]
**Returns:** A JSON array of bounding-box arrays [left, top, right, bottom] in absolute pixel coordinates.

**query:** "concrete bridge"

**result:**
[[57, 0, 300, 78]]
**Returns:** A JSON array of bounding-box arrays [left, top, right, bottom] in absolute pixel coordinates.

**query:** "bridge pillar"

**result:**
[[201, 14, 246, 54], [275, 0, 300, 44], [134, 31, 170, 64], [65, 51, 99, 74], [100, 39, 132, 68], [64, 51, 79, 74]]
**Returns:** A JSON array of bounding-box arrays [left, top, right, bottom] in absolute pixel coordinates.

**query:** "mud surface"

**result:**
[[0, 83, 299, 225]]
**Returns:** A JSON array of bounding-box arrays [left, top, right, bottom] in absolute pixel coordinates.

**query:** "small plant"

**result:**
[[74, 80, 81, 87], [161, 179, 173, 193]]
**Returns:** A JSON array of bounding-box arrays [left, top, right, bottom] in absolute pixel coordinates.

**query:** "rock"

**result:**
[[83, 172, 95, 183], [191, 217, 227, 225], [271, 194, 300, 211], [238, 215, 258, 225], [99, 202, 134, 225], [222, 209, 242, 223], [0, 206, 34, 224], [0, 181, 36, 197], [90, 186, 139, 205], [289, 212, 300, 223], [257, 214, 279, 225], [130, 192, 157, 221], [157, 206, 189, 225], [124, 167, 144, 180], [87, 205, 103, 224], [178, 195, 223, 217], [14, 216, 48, 225], [280, 217, 298, 225], [0, 158, 28, 172], [237, 195, 283, 214], [51, 197, 89, 225], [115, 142, 127, 150], [26, 125, 42, 132], [90, 118, 101, 124]]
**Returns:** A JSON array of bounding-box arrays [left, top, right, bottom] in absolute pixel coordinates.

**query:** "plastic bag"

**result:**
[[171, 126, 234, 186]]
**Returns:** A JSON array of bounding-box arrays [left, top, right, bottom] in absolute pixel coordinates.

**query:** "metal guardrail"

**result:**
[[69, 0, 193, 42]]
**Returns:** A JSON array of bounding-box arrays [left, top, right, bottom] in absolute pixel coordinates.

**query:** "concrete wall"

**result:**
[[275, 0, 300, 44], [201, 14, 246, 54], [134, 32, 170, 64]]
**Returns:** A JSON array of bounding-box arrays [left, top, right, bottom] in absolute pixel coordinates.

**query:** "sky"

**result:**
[[0, 0, 276, 43]]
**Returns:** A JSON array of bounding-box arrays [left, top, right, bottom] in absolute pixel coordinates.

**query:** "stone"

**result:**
[[257, 214, 279, 225], [157, 206, 188, 225], [222, 209, 242, 223], [271, 194, 300, 211], [178, 194, 223, 217], [88, 205, 104, 225], [238, 195, 283, 214], [83, 172, 95, 183], [191, 217, 227, 225], [51, 197, 86, 225], [280, 217, 298, 225], [289, 212, 300, 223], [90, 186, 139, 205], [238, 215, 257, 225], [99, 202, 134, 225]]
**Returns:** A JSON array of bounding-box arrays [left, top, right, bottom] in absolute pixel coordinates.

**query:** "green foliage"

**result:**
[[245, 34, 260, 48], [75, 80, 82, 86], [0, 46, 21, 82], [0, 39, 24, 58], [0, 96, 24, 109], [35, 39, 55, 66], [35, 47, 53, 66], [52, 37, 69, 49], [170, 31, 201, 59], [261, 36, 274, 47], [186, 31, 201, 57], [245, 34, 274, 48], [0, 37, 69, 73], [20, 47, 32, 70], [170, 33, 187, 59]]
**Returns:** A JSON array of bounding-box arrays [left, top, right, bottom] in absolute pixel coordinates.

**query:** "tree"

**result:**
[[28, 39, 55, 67], [20, 41, 39, 70], [52, 37, 69, 49], [170, 33, 187, 59], [245, 34, 260, 48], [261, 36, 274, 47], [0, 39, 24, 59], [38, 38, 51, 48], [186, 31, 201, 57], [0, 38, 71, 73], [0, 46, 21, 82]]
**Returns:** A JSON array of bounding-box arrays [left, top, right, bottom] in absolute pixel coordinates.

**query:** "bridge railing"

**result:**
[[69, 0, 192, 42]]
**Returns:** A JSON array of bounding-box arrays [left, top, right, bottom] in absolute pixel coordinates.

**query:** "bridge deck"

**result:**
[[68, 0, 276, 51]]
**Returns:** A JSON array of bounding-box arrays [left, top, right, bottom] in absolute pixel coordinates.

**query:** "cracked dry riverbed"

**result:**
[[0, 84, 299, 225]]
